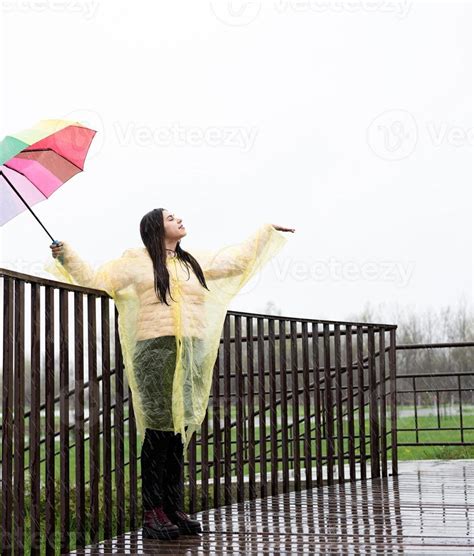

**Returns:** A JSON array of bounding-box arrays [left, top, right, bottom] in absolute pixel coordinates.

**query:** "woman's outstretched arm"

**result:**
[[45, 241, 135, 297], [201, 222, 294, 282]]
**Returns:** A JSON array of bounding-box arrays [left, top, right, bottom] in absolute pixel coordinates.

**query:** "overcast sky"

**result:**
[[0, 0, 472, 325]]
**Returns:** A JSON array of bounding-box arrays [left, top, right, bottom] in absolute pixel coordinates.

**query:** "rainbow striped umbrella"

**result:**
[[0, 119, 96, 243]]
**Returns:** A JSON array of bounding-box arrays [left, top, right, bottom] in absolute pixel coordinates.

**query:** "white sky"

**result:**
[[0, 0, 472, 324]]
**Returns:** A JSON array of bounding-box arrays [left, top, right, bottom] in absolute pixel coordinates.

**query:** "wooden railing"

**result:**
[[1, 268, 397, 554]]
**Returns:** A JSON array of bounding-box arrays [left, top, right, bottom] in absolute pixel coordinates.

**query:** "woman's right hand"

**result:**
[[50, 241, 64, 260]]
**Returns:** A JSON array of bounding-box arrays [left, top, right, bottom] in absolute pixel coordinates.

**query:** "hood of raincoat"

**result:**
[[43, 222, 289, 455]]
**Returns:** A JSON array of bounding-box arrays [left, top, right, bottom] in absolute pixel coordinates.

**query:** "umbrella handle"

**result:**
[[51, 239, 65, 265]]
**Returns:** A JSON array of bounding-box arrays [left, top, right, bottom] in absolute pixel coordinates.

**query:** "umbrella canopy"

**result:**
[[0, 119, 96, 239]]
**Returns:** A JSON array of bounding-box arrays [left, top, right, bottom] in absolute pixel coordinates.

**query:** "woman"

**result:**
[[47, 208, 294, 541]]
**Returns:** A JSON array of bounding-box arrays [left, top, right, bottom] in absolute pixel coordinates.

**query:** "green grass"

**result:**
[[396, 413, 474, 460], [190, 411, 474, 471], [10, 409, 474, 480]]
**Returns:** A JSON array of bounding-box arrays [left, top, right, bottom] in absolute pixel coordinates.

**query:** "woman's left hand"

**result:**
[[272, 224, 295, 233]]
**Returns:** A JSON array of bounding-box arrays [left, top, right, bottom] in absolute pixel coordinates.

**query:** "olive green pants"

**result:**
[[133, 335, 205, 430], [133, 335, 177, 430]]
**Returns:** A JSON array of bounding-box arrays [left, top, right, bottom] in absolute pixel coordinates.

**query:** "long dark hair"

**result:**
[[139, 208, 210, 305]]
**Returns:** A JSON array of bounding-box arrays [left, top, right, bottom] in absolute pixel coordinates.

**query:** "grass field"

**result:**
[[9, 409, 474, 480]]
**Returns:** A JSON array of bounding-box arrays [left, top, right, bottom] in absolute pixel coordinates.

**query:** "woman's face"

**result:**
[[163, 209, 187, 240]]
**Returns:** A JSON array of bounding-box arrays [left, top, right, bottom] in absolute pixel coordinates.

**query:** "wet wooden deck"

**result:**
[[69, 460, 473, 555]]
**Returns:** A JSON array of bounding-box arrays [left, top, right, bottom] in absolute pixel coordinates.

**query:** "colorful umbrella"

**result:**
[[0, 119, 96, 244]]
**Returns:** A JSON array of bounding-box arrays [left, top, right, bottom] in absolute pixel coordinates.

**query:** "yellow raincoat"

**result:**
[[44, 223, 289, 453]]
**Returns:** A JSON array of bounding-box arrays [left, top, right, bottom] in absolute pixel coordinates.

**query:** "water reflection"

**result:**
[[69, 460, 473, 555]]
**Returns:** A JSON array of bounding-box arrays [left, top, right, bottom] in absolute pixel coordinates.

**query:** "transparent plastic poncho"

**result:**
[[44, 223, 289, 453]]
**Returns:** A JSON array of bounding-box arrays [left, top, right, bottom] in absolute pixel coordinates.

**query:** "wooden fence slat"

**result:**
[[59, 289, 70, 553]]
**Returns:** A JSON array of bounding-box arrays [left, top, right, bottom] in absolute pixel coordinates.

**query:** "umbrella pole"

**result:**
[[1, 171, 56, 243]]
